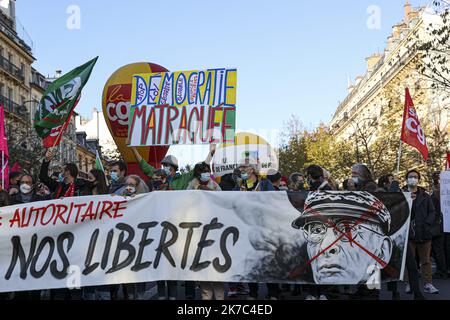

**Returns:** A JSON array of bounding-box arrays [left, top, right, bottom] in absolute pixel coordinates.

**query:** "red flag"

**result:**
[[400, 88, 428, 161], [11, 161, 21, 173], [42, 110, 74, 148], [446, 152, 450, 171], [0, 103, 9, 190]]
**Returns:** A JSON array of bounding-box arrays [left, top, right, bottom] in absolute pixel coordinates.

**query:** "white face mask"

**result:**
[[20, 184, 32, 194], [352, 177, 359, 185], [407, 177, 419, 187]]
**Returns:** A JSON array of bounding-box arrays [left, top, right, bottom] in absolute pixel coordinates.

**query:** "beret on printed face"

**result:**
[[290, 191, 407, 236]]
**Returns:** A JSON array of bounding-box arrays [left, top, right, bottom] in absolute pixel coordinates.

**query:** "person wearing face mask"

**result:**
[[305, 165, 332, 192], [108, 161, 128, 195], [402, 169, 439, 295], [187, 162, 223, 300], [39, 149, 86, 301], [233, 160, 259, 192], [10, 174, 49, 205], [39, 149, 86, 200], [10, 174, 47, 301], [131, 145, 216, 191], [187, 162, 221, 191], [350, 163, 378, 192], [149, 169, 170, 191]]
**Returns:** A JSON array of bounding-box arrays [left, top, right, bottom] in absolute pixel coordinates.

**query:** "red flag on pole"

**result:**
[[0, 103, 9, 190], [400, 88, 429, 161], [42, 109, 75, 148]]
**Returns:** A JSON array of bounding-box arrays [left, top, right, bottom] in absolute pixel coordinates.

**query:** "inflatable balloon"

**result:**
[[102, 62, 170, 179]]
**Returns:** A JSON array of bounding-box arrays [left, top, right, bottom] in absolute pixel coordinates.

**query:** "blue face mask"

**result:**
[[163, 166, 171, 176], [241, 173, 249, 181], [110, 172, 119, 182], [200, 172, 211, 182], [58, 173, 64, 183]]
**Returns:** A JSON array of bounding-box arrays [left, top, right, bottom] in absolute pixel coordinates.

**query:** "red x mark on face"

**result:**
[[289, 199, 398, 279]]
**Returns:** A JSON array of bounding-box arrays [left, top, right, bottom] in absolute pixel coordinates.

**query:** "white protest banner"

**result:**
[[212, 132, 278, 178], [128, 69, 237, 146], [0, 191, 410, 292], [441, 171, 450, 232]]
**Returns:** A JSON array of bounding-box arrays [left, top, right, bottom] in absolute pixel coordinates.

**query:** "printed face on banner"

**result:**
[[128, 69, 237, 146], [285, 191, 409, 285]]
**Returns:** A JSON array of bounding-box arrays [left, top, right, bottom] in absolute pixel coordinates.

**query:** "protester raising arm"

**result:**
[[130, 144, 217, 190], [39, 149, 59, 192]]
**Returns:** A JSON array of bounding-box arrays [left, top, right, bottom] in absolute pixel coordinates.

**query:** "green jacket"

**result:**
[[139, 159, 195, 190]]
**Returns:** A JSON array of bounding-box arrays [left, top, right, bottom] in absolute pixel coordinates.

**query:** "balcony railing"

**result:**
[[0, 95, 29, 121], [0, 56, 24, 81]]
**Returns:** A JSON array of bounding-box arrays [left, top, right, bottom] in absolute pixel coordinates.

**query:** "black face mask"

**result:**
[[308, 179, 322, 191], [152, 180, 163, 190]]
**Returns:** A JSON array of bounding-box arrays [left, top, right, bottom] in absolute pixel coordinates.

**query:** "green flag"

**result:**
[[95, 150, 104, 172], [34, 57, 98, 138]]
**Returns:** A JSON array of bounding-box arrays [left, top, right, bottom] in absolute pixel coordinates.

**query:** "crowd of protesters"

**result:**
[[0, 145, 448, 301]]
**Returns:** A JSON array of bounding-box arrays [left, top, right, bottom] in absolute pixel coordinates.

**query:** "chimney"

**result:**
[[366, 54, 382, 73], [10, 0, 15, 31], [404, 0, 411, 24]]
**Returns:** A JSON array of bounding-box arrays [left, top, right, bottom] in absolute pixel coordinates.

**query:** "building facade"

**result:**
[[0, 0, 78, 176], [330, 2, 449, 151], [75, 108, 119, 161]]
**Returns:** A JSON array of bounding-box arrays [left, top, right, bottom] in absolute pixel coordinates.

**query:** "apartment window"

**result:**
[[85, 158, 88, 172], [0, 83, 3, 96]]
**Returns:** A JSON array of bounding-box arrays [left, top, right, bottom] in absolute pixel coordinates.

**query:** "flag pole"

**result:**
[[396, 140, 403, 175], [1, 151, 4, 190]]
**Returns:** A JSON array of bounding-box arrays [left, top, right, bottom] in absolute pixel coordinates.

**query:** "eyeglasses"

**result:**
[[302, 219, 385, 244]]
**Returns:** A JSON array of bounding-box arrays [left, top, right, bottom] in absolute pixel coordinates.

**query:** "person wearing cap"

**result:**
[[279, 176, 288, 191], [233, 158, 259, 191], [291, 191, 407, 287], [131, 145, 216, 191]]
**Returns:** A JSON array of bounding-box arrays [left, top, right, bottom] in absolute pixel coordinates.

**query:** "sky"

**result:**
[[15, 0, 431, 165]]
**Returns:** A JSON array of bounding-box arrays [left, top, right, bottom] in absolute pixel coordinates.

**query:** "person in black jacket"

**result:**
[[10, 174, 49, 300], [403, 169, 439, 294], [39, 149, 86, 199], [430, 172, 448, 279], [39, 149, 85, 300], [10, 174, 50, 205]]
